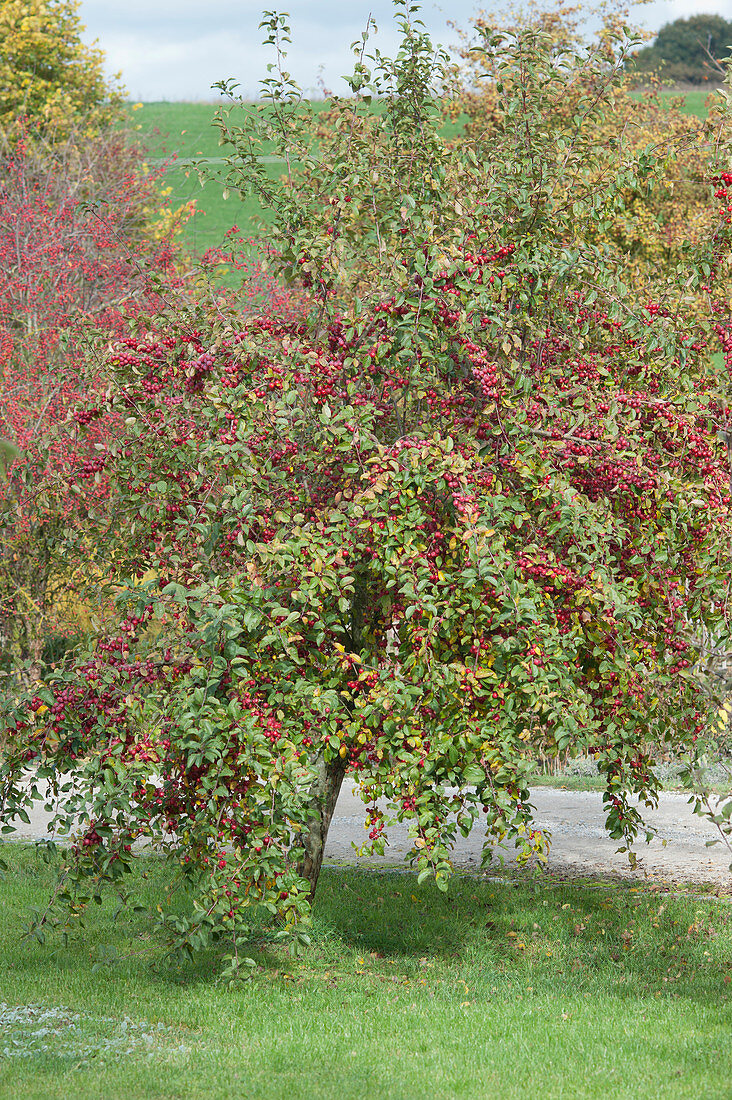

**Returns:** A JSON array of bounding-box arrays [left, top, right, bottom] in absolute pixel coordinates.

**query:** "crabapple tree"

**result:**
[[2, 4, 731, 968]]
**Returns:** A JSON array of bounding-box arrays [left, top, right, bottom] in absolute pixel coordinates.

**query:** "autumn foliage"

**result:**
[[0, 0, 124, 140], [451, 3, 728, 317], [0, 124, 187, 667]]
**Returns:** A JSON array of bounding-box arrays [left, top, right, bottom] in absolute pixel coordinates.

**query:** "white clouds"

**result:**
[[77, 1, 732, 101], [96, 24, 406, 101], [627, 0, 732, 32], [81, 2, 408, 100], [662, 0, 730, 18]]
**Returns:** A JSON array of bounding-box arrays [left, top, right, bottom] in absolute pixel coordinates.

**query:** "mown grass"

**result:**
[[529, 773, 728, 794], [657, 87, 715, 120], [1, 845, 732, 1099], [530, 773, 621, 792]]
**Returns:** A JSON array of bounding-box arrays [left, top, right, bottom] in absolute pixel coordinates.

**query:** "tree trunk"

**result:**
[[296, 571, 365, 898], [297, 752, 347, 899]]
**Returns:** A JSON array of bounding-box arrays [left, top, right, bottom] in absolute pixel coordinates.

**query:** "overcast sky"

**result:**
[[76, 1, 732, 102]]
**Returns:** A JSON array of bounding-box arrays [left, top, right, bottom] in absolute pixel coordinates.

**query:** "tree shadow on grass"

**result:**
[[312, 865, 470, 958], [3, 844, 731, 1004], [311, 864, 732, 1003]]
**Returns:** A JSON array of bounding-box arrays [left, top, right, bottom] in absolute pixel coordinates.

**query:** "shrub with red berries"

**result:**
[[0, 119, 190, 670]]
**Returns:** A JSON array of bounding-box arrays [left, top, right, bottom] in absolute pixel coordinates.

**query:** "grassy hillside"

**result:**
[[131, 102, 273, 259], [133, 100, 468, 260], [132, 89, 715, 264]]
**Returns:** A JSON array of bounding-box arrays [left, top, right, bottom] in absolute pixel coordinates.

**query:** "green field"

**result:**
[[132, 99, 467, 261], [160, 162, 280, 258], [131, 89, 715, 263], [1, 846, 732, 1099], [133, 100, 466, 258], [658, 88, 713, 120]]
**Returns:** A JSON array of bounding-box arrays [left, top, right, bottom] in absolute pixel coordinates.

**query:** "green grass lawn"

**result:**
[[1, 845, 732, 1099], [529, 773, 624, 793], [528, 773, 732, 794]]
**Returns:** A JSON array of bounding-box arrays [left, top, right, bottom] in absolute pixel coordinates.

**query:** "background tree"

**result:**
[[630, 15, 732, 85], [0, 0, 124, 139], [0, 0, 198, 672], [0, 122, 192, 674], [1, 4, 731, 971]]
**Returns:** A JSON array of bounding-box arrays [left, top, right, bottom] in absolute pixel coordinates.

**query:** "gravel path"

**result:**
[[325, 783, 732, 885], [5, 781, 731, 886]]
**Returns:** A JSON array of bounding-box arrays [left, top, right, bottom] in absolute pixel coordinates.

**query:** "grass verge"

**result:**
[[1, 845, 731, 1099], [530, 773, 732, 795]]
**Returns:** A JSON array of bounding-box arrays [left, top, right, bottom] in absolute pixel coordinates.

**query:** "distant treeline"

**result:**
[[630, 14, 732, 85]]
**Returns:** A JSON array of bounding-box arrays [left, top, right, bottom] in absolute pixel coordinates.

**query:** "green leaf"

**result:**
[[462, 763, 485, 786]]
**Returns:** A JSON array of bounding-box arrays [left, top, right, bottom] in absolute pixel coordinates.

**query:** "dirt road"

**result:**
[[324, 783, 732, 885], [7, 780, 731, 885]]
